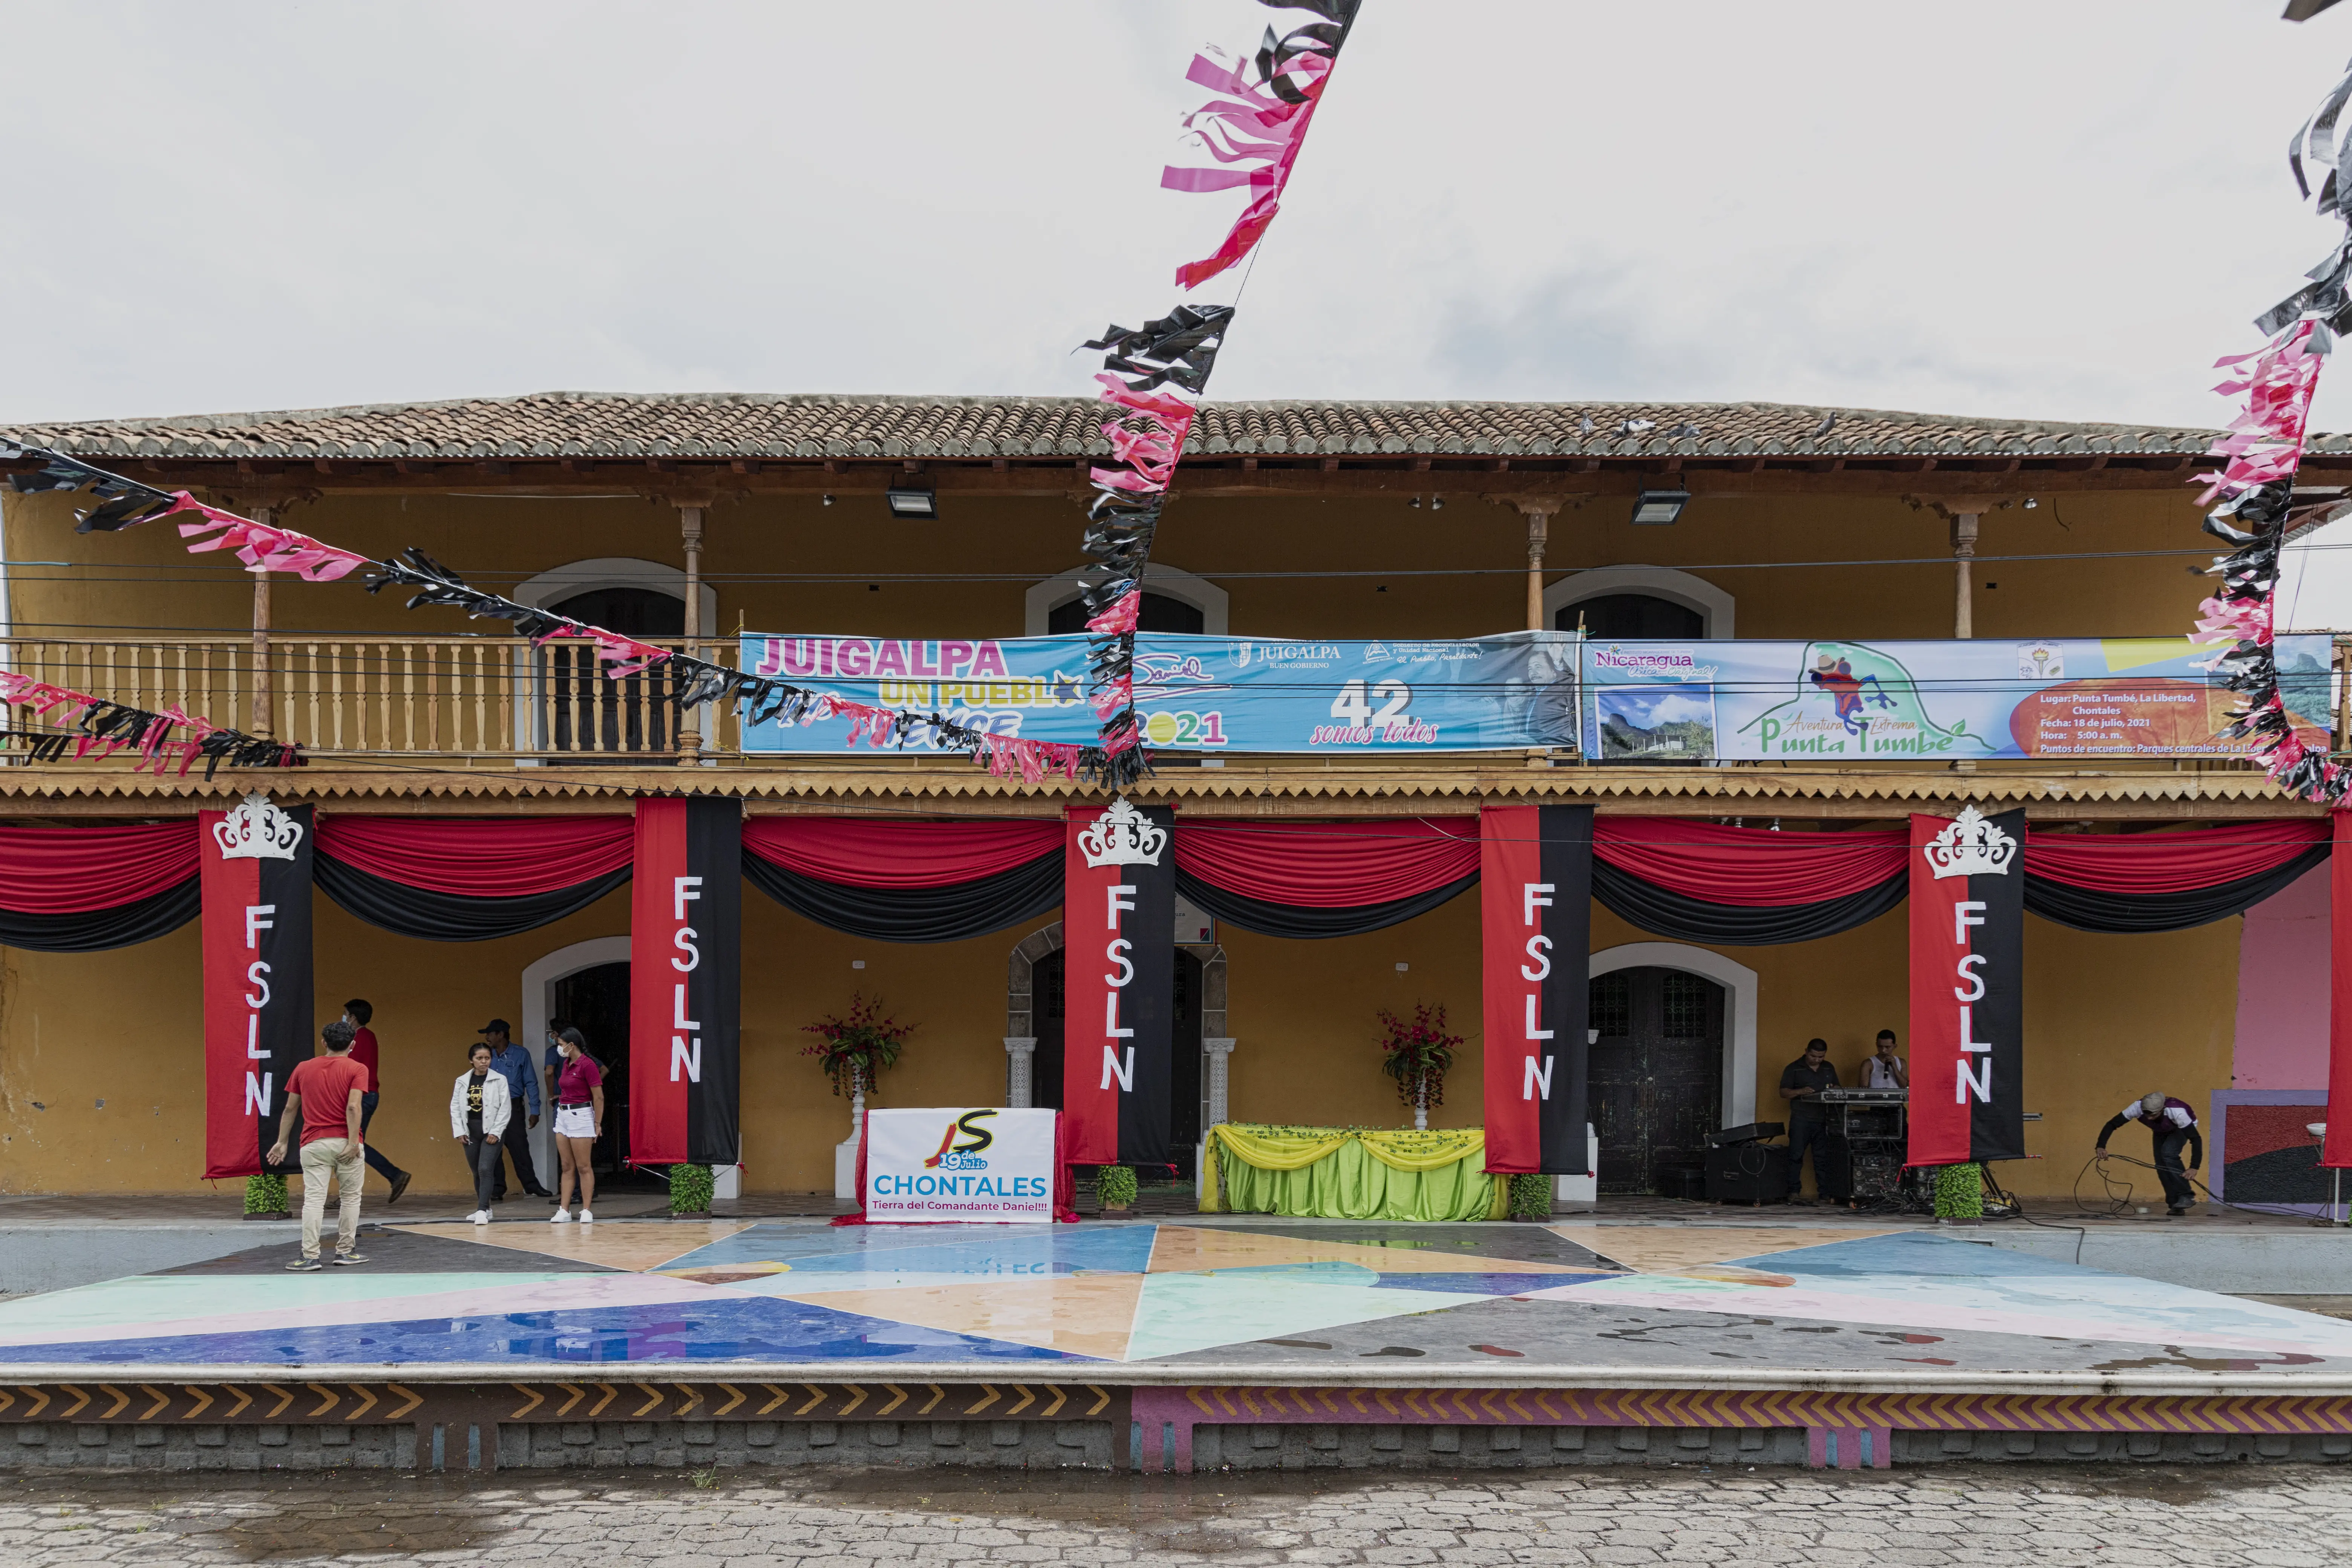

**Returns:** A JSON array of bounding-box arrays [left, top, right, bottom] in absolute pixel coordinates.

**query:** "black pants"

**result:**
[[490, 1121, 544, 1198], [2154, 1128, 2196, 1210], [461, 1136, 501, 1212], [1787, 1114, 1827, 1195], [358, 1092, 406, 1184]]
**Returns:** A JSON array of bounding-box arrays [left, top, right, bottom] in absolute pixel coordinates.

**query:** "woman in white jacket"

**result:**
[[450, 1042, 513, 1224]]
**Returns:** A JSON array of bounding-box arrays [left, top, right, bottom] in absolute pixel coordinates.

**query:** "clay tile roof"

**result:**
[[0, 391, 2244, 463]]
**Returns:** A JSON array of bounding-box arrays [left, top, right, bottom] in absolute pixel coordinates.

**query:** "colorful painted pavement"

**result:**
[[0, 1218, 2347, 1374]]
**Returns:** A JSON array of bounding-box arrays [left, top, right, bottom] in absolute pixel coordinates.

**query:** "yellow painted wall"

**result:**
[[0, 879, 2248, 1200], [4, 484, 2215, 649]]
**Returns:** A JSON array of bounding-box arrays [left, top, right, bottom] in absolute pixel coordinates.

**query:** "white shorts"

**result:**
[[554, 1105, 596, 1140]]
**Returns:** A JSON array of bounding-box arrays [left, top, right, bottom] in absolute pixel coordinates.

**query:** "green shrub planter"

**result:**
[[669, 1163, 716, 1217], [1507, 1171, 1552, 1222], [243, 1173, 289, 1220], [1094, 1165, 1139, 1211], [1933, 1162, 1984, 1220]]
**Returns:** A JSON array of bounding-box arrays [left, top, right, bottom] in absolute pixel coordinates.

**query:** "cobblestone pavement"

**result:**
[[1, 1463, 2348, 1566]]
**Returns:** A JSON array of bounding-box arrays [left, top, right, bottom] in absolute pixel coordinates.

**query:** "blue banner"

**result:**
[[737, 631, 1584, 754], [1578, 634, 2334, 761]]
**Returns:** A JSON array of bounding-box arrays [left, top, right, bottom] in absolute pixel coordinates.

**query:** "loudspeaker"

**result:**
[[1706, 1121, 1787, 1148], [1704, 1144, 1789, 1205]]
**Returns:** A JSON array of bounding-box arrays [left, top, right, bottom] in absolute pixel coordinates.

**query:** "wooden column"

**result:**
[[1515, 498, 1565, 631], [1949, 511, 1982, 639], [249, 504, 275, 738], [677, 501, 706, 759]]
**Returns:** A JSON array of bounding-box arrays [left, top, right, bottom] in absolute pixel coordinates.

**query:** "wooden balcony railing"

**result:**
[[0, 636, 744, 762], [0, 634, 2344, 770]]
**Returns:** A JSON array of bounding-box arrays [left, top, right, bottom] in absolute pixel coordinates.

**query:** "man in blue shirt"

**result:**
[[478, 1019, 553, 1201]]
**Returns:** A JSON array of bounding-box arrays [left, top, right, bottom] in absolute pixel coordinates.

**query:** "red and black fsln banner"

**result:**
[[1482, 804, 1592, 1175], [201, 800, 315, 1181], [630, 798, 742, 1167], [1908, 807, 2026, 1166], [1063, 802, 1176, 1168]]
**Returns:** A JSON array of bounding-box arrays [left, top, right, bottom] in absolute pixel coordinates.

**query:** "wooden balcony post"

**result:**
[[1513, 497, 1565, 632], [249, 504, 274, 737], [675, 497, 708, 760], [1948, 510, 1982, 640]]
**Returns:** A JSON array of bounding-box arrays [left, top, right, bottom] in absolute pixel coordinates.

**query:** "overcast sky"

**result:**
[[7, 1, 2352, 619]]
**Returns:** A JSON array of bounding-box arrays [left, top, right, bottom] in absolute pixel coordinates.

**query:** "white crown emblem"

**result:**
[[1079, 798, 1167, 868], [213, 793, 303, 861], [1922, 804, 2015, 880]]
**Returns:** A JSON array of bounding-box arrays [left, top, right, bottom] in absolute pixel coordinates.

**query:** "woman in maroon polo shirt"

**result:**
[[549, 1026, 605, 1223]]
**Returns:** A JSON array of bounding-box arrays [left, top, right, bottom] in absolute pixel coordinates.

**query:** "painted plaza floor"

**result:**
[[0, 1217, 2349, 1377]]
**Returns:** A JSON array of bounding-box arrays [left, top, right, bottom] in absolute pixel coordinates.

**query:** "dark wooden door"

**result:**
[[1028, 946, 1201, 1175], [548, 960, 662, 1189], [1587, 966, 1725, 1194]]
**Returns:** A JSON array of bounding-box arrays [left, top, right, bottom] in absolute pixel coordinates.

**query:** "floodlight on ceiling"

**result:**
[[1630, 487, 1690, 526], [884, 485, 938, 520]]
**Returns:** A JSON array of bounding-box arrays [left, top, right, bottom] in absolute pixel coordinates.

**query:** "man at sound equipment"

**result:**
[[1863, 1029, 1908, 1091], [2096, 1092, 2204, 1217], [1778, 1038, 1840, 1201]]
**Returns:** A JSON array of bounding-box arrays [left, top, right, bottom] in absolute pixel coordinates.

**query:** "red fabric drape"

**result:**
[[2023, 821, 2328, 894], [742, 818, 1060, 889], [0, 821, 199, 913], [1595, 818, 1906, 906], [315, 816, 633, 896], [1173, 819, 1479, 908]]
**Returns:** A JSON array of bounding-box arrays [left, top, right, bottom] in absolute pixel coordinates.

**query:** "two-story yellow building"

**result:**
[[0, 392, 2337, 1205]]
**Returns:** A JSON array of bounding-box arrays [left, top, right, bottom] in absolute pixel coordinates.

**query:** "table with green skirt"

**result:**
[[1197, 1122, 1507, 1222]]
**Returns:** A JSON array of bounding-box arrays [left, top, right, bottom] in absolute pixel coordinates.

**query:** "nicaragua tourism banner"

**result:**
[[737, 631, 1582, 754], [864, 1107, 1058, 1223], [1579, 634, 2334, 762]]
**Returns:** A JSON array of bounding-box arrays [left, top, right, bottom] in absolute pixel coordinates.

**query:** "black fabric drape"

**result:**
[[2024, 843, 2331, 934], [315, 856, 629, 942], [744, 850, 1063, 942], [0, 879, 199, 951], [1593, 861, 1905, 945], [1175, 868, 1475, 939]]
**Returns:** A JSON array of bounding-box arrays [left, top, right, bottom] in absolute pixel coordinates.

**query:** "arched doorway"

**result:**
[[1586, 966, 1726, 1196], [1046, 593, 1206, 636], [1557, 593, 1703, 641], [520, 935, 662, 1193], [1030, 947, 1206, 1178]]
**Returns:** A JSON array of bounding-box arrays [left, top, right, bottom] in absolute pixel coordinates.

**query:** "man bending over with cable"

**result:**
[[2095, 1092, 2203, 1217]]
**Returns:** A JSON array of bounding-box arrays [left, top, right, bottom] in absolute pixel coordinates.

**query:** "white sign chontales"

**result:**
[[863, 1107, 1057, 1224]]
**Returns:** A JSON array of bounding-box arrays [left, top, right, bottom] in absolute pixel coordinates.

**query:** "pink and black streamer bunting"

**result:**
[[2187, 53, 2352, 804], [0, 671, 300, 777], [1073, 1, 1357, 785]]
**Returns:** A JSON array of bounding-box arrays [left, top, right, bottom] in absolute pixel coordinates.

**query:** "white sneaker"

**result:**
[[469, 1209, 489, 1225], [578, 1210, 594, 1224], [551, 1209, 573, 1223]]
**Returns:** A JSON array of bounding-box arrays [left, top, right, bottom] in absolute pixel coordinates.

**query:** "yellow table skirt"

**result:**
[[1199, 1122, 1507, 1222]]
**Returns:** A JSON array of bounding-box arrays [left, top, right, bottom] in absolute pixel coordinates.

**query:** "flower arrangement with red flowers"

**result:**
[[801, 992, 913, 1099], [1377, 1002, 1462, 1130]]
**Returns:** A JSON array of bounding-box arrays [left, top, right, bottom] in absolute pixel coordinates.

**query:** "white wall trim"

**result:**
[[1546, 565, 1735, 639], [511, 555, 718, 631], [1024, 562, 1228, 635], [1589, 942, 1758, 1127], [519, 935, 631, 1178]]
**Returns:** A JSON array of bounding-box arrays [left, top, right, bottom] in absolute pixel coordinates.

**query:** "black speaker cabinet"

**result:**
[[1704, 1144, 1789, 1205]]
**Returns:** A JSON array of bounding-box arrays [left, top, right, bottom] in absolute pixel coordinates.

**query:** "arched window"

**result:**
[[1545, 566, 1733, 640], [1557, 593, 1703, 640], [1045, 592, 1205, 636]]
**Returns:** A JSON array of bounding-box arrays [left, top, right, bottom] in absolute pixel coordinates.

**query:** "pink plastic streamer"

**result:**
[[2194, 322, 2325, 506], [1162, 46, 1335, 289], [161, 495, 374, 582]]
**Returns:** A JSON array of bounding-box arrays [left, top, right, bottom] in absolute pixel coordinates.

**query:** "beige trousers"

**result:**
[[299, 1137, 365, 1259]]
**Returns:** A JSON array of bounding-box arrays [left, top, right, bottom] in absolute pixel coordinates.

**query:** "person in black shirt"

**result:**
[[2096, 1092, 2203, 1216], [1778, 1038, 1840, 1202]]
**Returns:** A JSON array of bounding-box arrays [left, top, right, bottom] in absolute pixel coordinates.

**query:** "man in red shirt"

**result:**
[[342, 1000, 412, 1205], [267, 1019, 372, 1271]]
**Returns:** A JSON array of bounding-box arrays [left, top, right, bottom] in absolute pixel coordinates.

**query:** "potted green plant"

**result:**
[[243, 1172, 289, 1221], [1095, 1164, 1139, 1214], [1377, 1003, 1462, 1131], [802, 993, 913, 1145], [669, 1162, 716, 1219]]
